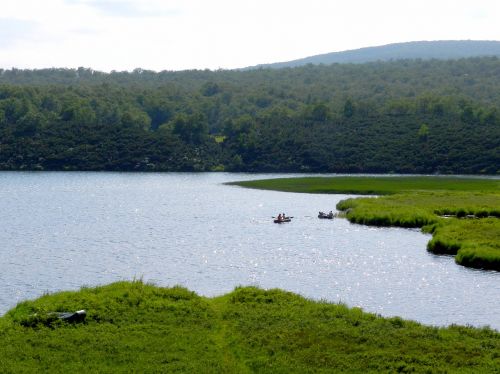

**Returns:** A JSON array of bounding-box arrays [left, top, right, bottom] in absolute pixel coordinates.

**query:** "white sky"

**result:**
[[1, 0, 500, 71]]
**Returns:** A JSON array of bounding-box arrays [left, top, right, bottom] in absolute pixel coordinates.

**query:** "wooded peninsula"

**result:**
[[1, 57, 499, 173]]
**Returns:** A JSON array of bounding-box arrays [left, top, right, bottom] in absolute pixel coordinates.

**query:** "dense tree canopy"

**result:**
[[0, 58, 499, 173]]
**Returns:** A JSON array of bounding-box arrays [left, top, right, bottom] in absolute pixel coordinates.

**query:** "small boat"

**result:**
[[318, 211, 334, 219], [55, 310, 87, 323], [274, 217, 292, 223]]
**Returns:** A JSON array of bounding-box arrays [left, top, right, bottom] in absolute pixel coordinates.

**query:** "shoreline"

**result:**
[[1, 281, 498, 371], [232, 176, 500, 271]]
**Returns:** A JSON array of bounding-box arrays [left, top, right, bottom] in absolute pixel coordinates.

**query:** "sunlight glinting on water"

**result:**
[[0, 172, 498, 330]]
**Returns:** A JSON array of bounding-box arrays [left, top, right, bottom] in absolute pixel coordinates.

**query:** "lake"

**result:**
[[0, 172, 498, 330]]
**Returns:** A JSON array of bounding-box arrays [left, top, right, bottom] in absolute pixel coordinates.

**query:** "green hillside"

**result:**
[[0, 57, 499, 173]]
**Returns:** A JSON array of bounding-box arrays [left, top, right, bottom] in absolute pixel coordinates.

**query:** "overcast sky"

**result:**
[[1, 0, 500, 71]]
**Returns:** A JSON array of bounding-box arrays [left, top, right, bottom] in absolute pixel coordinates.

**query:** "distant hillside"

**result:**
[[1, 57, 499, 174], [249, 40, 500, 69]]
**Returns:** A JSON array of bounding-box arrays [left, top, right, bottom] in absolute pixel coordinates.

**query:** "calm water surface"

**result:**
[[0, 172, 498, 329]]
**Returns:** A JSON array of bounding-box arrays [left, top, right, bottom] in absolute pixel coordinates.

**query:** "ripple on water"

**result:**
[[0, 172, 499, 330]]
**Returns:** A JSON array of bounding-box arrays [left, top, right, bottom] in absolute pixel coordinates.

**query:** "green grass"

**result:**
[[1, 281, 499, 373], [230, 176, 500, 195], [426, 218, 500, 269], [232, 177, 500, 271]]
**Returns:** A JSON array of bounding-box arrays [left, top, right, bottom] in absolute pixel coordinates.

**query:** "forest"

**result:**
[[0, 57, 499, 173]]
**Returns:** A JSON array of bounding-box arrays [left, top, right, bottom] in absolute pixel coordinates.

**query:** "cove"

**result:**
[[0, 172, 499, 329]]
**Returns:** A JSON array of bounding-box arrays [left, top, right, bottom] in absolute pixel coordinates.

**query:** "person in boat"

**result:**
[[328, 210, 334, 218], [282, 212, 286, 219], [277, 213, 283, 221]]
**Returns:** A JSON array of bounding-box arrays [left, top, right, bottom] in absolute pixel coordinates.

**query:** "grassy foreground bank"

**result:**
[[231, 177, 500, 270], [1, 281, 499, 373]]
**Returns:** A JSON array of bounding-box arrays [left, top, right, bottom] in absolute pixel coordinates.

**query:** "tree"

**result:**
[[172, 113, 208, 144], [343, 99, 354, 118], [308, 103, 330, 122], [15, 111, 42, 136], [201, 82, 221, 97], [418, 123, 429, 141], [0, 109, 5, 126], [61, 102, 96, 126], [121, 109, 151, 131]]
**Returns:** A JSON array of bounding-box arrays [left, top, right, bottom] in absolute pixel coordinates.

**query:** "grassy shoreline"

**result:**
[[1, 281, 499, 372], [231, 176, 500, 271], [230, 176, 500, 195]]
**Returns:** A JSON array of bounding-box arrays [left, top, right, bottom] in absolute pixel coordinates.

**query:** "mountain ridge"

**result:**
[[247, 40, 500, 69]]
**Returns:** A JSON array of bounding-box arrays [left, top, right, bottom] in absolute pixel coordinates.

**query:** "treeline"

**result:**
[[0, 58, 499, 173]]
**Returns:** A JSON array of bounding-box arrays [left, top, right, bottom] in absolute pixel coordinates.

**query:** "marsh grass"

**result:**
[[233, 177, 500, 270], [231, 176, 500, 195], [337, 193, 500, 270], [427, 218, 500, 269], [2, 281, 226, 372], [1, 282, 499, 373]]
